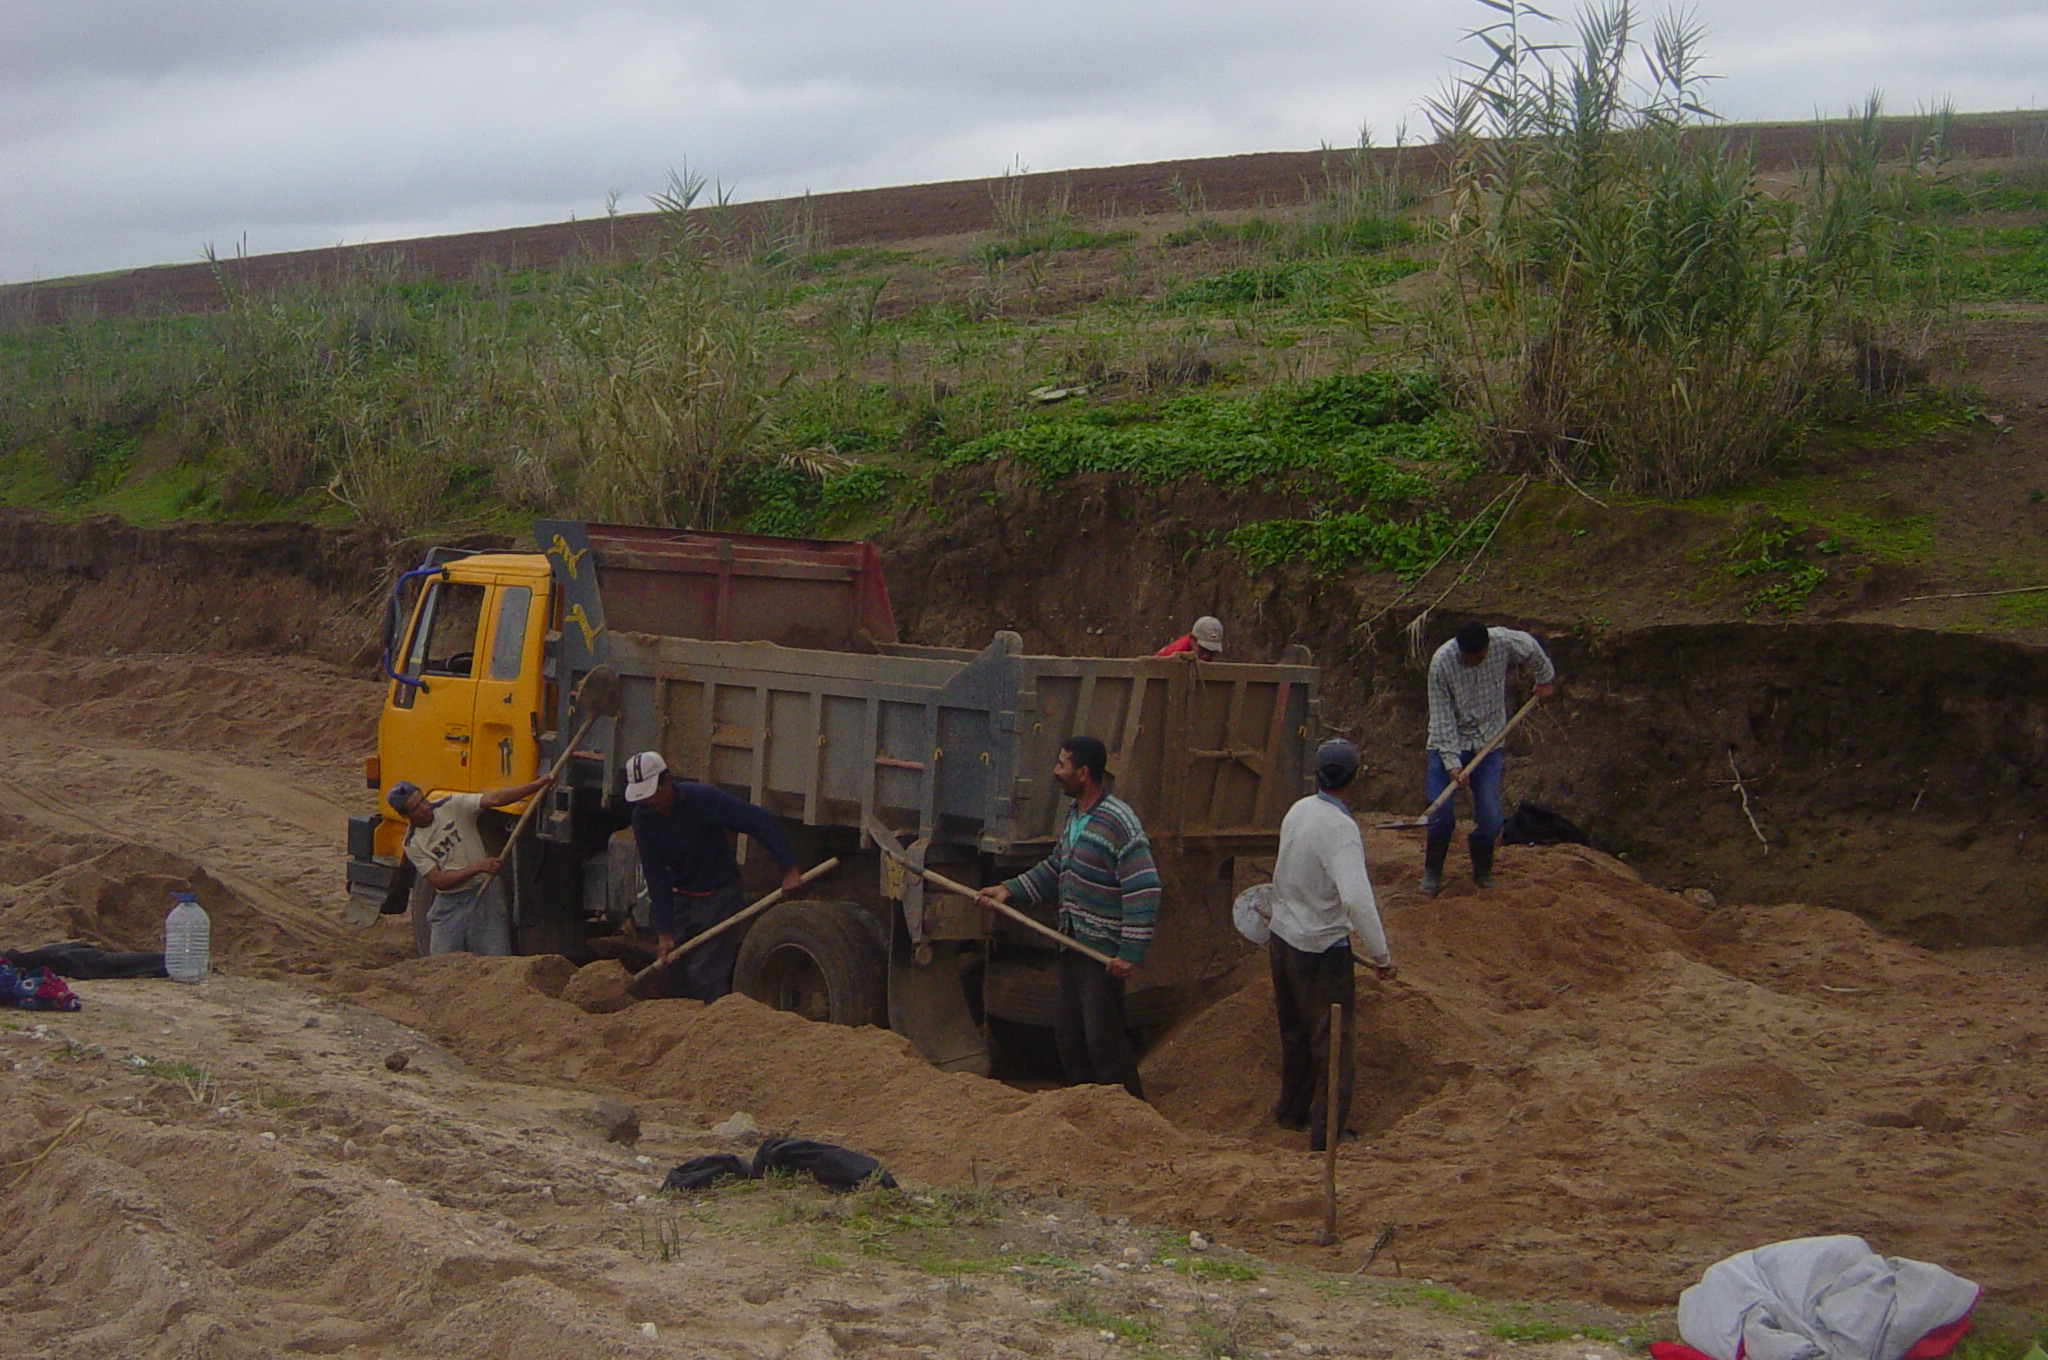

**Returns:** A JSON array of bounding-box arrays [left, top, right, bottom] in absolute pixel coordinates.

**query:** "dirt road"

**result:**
[[2, 643, 2044, 1356]]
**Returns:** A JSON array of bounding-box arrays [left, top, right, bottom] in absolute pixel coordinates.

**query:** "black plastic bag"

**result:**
[[751, 1137, 897, 1192], [1499, 800, 1590, 847]]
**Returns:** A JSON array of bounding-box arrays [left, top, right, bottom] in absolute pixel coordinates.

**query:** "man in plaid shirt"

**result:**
[[1423, 620, 1555, 895]]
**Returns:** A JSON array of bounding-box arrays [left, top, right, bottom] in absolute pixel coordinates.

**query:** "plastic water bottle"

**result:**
[[165, 891, 211, 984]]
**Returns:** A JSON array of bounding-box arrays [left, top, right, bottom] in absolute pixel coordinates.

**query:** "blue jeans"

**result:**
[[1425, 749, 1504, 840]]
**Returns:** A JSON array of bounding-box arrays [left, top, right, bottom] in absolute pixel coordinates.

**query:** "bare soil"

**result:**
[[0, 642, 2043, 1357]]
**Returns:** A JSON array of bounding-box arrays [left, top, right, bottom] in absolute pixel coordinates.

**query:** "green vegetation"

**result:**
[[1730, 524, 1831, 615], [4, 1, 2040, 626], [1050, 1289, 1157, 1344], [1423, 1, 1958, 497]]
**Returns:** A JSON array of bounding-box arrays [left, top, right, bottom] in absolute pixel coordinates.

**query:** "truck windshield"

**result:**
[[402, 581, 486, 679]]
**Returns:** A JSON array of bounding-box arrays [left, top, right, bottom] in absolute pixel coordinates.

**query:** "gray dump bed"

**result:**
[[573, 629, 1320, 861]]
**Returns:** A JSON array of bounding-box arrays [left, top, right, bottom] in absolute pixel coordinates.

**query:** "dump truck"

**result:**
[[346, 520, 1321, 1073]]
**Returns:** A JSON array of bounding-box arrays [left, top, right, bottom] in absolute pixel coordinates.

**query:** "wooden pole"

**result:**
[[1318, 1000, 1341, 1247]]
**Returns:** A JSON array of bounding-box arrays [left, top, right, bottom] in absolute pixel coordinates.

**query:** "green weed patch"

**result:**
[[941, 371, 1462, 493]]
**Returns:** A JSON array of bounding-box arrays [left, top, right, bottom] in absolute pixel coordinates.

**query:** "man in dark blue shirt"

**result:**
[[624, 750, 802, 1000]]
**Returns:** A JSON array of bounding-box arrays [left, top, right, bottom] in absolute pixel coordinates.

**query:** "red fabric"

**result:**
[[1649, 1344, 1718, 1360], [1646, 1291, 1976, 1360], [1153, 634, 1195, 658], [1902, 1301, 1977, 1359]]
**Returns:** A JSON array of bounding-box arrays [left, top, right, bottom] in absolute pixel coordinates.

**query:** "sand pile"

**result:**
[[0, 810, 393, 976], [0, 642, 380, 771], [325, 837, 2048, 1309]]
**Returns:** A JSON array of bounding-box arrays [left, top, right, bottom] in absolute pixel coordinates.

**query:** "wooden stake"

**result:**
[[1318, 1000, 1341, 1247]]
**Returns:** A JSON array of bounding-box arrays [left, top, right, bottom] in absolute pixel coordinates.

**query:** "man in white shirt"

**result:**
[[390, 774, 554, 956], [1264, 739, 1396, 1150]]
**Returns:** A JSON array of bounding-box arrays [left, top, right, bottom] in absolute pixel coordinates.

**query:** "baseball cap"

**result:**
[[1314, 739, 1361, 791], [623, 750, 668, 802], [386, 780, 422, 813], [1192, 616, 1224, 653]]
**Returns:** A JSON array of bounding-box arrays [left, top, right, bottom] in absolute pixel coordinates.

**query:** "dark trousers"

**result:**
[[1268, 935, 1355, 1148], [1055, 948, 1145, 1101], [671, 881, 745, 1001]]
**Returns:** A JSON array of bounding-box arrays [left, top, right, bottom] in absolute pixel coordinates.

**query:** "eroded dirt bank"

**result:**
[[9, 510, 2048, 943]]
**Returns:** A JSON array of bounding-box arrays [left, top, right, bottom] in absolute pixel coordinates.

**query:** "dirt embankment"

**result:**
[[6, 509, 2048, 944], [879, 472, 2048, 946]]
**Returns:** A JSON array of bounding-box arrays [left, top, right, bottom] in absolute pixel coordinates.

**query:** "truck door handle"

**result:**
[[446, 732, 471, 744]]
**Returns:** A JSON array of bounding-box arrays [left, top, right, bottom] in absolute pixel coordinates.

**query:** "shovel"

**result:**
[[473, 664, 623, 896], [1375, 692, 1542, 831], [863, 815, 1118, 969], [625, 857, 842, 999]]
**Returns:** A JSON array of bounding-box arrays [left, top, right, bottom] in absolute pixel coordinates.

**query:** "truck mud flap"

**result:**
[[887, 914, 989, 1076]]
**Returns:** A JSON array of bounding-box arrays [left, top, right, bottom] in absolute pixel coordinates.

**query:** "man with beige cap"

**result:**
[[1153, 615, 1225, 660]]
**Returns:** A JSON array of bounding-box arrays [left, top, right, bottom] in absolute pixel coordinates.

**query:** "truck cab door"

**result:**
[[381, 576, 488, 796], [470, 577, 546, 794]]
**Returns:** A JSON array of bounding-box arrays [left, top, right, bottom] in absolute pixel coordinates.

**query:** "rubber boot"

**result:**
[[1420, 831, 1450, 896], [1469, 833, 1496, 890]]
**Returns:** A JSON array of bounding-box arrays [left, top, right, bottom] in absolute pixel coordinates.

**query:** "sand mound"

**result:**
[[0, 811, 391, 976], [319, 838, 2048, 1309]]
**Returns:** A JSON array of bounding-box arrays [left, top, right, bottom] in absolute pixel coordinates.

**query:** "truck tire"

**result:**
[[732, 900, 886, 1028]]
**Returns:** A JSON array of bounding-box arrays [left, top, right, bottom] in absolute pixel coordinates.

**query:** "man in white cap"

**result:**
[[623, 751, 803, 1000], [1153, 615, 1225, 660], [389, 773, 555, 956], [1262, 738, 1394, 1150]]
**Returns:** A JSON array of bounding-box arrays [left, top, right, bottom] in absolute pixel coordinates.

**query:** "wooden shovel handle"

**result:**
[[908, 860, 1119, 970], [469, 710, 597, 898], [1417, 692, 1544, 821], [628, 857, 842, 985]]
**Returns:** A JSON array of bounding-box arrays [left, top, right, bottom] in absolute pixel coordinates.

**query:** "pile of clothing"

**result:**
[[0, 942, 171, 1014]]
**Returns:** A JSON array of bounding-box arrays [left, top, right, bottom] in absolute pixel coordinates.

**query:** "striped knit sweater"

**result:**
[[1002, 794, 1162, 965]]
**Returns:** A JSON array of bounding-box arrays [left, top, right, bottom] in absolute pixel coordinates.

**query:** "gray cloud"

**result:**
[[3, 1, 2044, 282]]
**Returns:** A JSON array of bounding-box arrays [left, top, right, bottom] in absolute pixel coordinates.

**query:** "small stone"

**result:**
[[383, 1051, 410, 1072], [493, 1219, 513, 1232], [1681, 888, 1717, 909], [341, 1139, 361, 1159], [1188, 1231, 1211, 1252], [1097, 1332, 1117, 1343], [1297, 1345, 1318, 1357], [302, 1017, 320, 1029], [641, 1323, 659, 1339], [998, 1242, 1015, 1255], [378, 1125, 403, 1142], [710, 1111, 758, 1141], [1121, 1246, 1142, 1262], [258, 1132, 277, 1144], [586, 1098, 641, 1146]]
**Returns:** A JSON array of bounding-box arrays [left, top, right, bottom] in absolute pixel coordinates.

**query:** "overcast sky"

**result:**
[[4, 0, 2045, 283]]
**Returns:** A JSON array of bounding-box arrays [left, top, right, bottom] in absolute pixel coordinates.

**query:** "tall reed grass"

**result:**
[[1422, 0, 1956, 496]]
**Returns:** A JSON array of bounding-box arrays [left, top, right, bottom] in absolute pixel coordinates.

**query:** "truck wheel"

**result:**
[[733, 900, 886, 1028]]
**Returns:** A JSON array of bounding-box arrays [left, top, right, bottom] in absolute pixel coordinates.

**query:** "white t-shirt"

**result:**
[[1268, 793, 1391, 966], [403, 794, 489, 881]]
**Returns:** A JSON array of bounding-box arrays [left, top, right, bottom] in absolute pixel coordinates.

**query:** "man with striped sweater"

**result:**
[[981, 735, 1161, 1101]]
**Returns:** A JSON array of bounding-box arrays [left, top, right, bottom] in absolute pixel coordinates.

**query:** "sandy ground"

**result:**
[[2, 644, 2044, 1356]]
